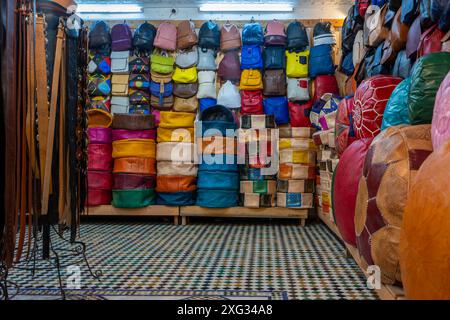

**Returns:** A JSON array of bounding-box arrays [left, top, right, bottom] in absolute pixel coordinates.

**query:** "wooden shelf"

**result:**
[[317, 208, 405, 300], [85, 205, 180, 224]]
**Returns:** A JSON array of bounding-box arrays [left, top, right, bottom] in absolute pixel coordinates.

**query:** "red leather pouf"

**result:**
[[335, 96, 357, 157], [400, 141, 450, 299], [332, 138, 373, 246], [352, 75, 402, 139], [354, 125, 433, 285], [431, 71, 450, 150]]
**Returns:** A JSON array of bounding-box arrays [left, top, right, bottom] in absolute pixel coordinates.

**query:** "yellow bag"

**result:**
[[172, 66, 198, 84], [112, 139, 156, 159], [239, 69, 263, 90], [286, 49, 309, 78], [111, 74, 129, 96], [157, 127, 195, 143], [159, 111, 196, 128], [87, 109, 112, 128]]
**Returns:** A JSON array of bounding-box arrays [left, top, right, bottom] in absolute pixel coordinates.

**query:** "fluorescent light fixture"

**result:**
[[199, 3, 294, 12], [77, 4, 143, 13]]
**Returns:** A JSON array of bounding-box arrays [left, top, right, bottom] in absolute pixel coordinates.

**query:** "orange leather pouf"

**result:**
[[400, 141, 450, 300]]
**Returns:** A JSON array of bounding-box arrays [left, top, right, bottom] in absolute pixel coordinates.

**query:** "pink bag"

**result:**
[[431, 72, 450, 150], [154, 22, 178, 51], [264, 20, 286, 46], [112, 129, 157, 141], [87, 127, 112, 144]]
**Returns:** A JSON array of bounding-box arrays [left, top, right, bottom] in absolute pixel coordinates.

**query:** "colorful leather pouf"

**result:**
[[335, 96, 357, 158], [431, 71, 450, 150]]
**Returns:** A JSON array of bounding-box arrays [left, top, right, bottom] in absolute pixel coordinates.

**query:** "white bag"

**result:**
[[197, 71, 216, 99], [175, 46, 199, 68], [111, 51, 130, 74], [353, 30, 366, 67], [287, 78, 310, 101], [111, 96, 130, 114], [217, 81, 241, 109], [197, 47, 217, 71]]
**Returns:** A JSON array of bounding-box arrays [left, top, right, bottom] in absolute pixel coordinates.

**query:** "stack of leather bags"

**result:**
[[86, 22, 113, 206], [111, 114, 157, 208]]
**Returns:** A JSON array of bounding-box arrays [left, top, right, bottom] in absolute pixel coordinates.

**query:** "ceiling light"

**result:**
[[76, 4, 143, 13], [199, 3, 294, 12]]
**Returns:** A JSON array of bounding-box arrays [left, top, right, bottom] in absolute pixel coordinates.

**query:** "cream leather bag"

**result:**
[[175, 46, 199, 68], [197, 71, 217, 99], [287, 78, 310, 101], [217, 81, 241, 109]]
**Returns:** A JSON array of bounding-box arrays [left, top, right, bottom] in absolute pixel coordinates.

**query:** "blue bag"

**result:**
[[199, 98, 217, 113], [241, 45, 263, 70], [156, 191, 196, 206], [263, 46, 285, 70], [309, 44, 336, 78], [150, 81, 173, 106], [197, 171, 239, 190], [340, 52, 354, 76], [196, 190, 238, 208], [242, 22, 264, 45], [381, 78, 412, 130], [263, 96, 290, 125]]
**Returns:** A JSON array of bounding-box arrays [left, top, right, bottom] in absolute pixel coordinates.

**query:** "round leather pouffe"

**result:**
[[431, 71, 450, 150], [353, 75, 402, 139], [333, 138, 373, 246], [335, 96, 357, 157], [354, 125, 433, 285], [399, 141, 450, 300]]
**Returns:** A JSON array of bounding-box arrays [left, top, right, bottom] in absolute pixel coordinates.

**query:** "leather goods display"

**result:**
[[198, 136, 237, 155], [310, 94, 341, 130], [399, 141, 450, 300], [159, 111, 196, 128], [279, 149, 316, 165], [278, 164, 316, 180], [112, 139, 156, 159], [312, 75, 339, 102], [353, 30, 367, 67], [309, 45, 335, 78], [88, 171, 113, 190], [217, 81, 241, 109], [177, 20, 198, 49], [240, 166, 277, 181], [364, 4, 389, 47], [279, 138, 315, 150], [406, 17, 422, 59], [156, 142, 195, 162], [150, 80, 173, 104], [157, 127, 195, 143], [151, 95, 174, 111], [417, 24, 445, 58], [111, 23, 133, 51], [242, 22, 264, 45], [129, 74, 150, 89], [263, 97, 290, 125], [112, 114, 155, 130], [239, 193, 276, 208], [112, 189, 156, 208], [129, 55, 150, 74], [111, 51, 130, 74], [197, 70, 217, 99], [198, 21, 221, 49], [276, 193, 314, 208], [113, 173, 156, 190], [263, 46, 285, 69], [89, 21, 112, 53], [401, 0, 419, 25], [110, 129, 156, 141], [157, 161, 198, 176], [355, 125, 432, 284], [352, 75, 402, 138], [382, 8, 409, 64], [198, 171, 239, 190], [175, 46, 199, 69], [151, 51, 175, 74], [313, 22, 336, 46], [218, 51, 241, 82], [88, 127, 112, 144], [157, 191, 196, 206], [381, 78, 412, 130], [288, 101, 313, 127], [241, 45, 263, 69], [172, 66, 198, 83], [113, 157, 157, 175], [332, 138, 373, 246], [88, 52, 111, 74], [335, 97, 357, 157], [133, 22, 156, 53], [431, 0, 450, 32], [286, 49, 309, 78], [199, 155, 238, 172], [392, 50, 411, 78], [197, 190, 238, 208], [264, 20, 286, 46], [154, 22, 177, 51], [111, 74, 129, 96], [366, 42, 389, 77], [241, 90, 264, 115], [431, 71, 450, 150], [87, 189, 112, 206], [88, 144, 113, 171], [286, 21, 309, 50], [220, 23, 242, 52], [408, 52, 450, 125], [264, 70, 287, 96], [241, 115, 275, 129], [277, 179, 315, 193], [339, 52, 355, 76], [129, 90, 150, 106], [156, 176, 197, 192], [87, 109, 113, 128], [87, 96, 111, 112], [197, 47, 217, 71], [174, 96, 199, 112], [87, 74, 111, 96], [240, 180, 276, 194], [240, 69, 263, 90]]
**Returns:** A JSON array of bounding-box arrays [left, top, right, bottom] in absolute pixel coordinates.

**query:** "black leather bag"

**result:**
[[286, 21, 309, 50], [133, 22, 156, 52], [420, 0, 434, 28], [89, 21, 111, 53], [198, 21, 221, 49], [342, 5, 357, 54], [263, 46, 285, 69]]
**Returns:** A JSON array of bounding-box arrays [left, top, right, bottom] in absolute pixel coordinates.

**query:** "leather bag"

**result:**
[[218, 51, 241, 82], [334, 97, 357, 157], [263, 97, 290, 125], [401, 0, 419, 25], [353, 30, 366, 66], [241, 45, 263, 70], [154, 22, 177, 51], [173, 82, 198, 99], [263, 46, 285, 69], [392, 50, 412, 78], [133, 22, 156, 53], [286, 21, 309, 50], [287, 77, 309, 101], [174, 96, 199, 112], [112, 114, 155, 130], [313, 75, 339, 103], [197, 70, 217, 99], [288, 101, 313, 127], [264, 20, 287, 46], [156, 176, 197, 192], [220, 23, 241, 52], [113, 157, 156, 175], [217, 81, 241, 109], [175, 46, 199, 68], [111, 51, 130, 74], [151, 51, 175, 74], [406, 16, 422, 59], [309, 45, 335, 78], [172, 66, 198, 83], [364, 4, 389, 47], [197, 171, 239, 190], [197, 47, 217, 71], [129, 90, 150, 106], [129, 73, 150, 89], [87, 74, 111, 96], [87, 96, 111, 112], [112, 129, 156, 141], [198, 21, 221, 49], [111, 74, 129, 96], [264, 70, 287, 96], [111, 23, 133, 51], [242, 22, 264, 45], [87, 109, 113, 128], [89, 21, 111, 53], [88, 52, 111, 74], [417, 24, 445, 58], [177, 20, 198, 49], [241, 90, 264, 115], [159, 111, 196, 128], [313, 22, 336, 46], [286, 49, 309, 78], [88, 143, 113, 171], [239, 69, 263, 90], [129, 55, 150, 74]]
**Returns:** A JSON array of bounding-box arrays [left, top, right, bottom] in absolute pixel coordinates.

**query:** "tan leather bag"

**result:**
[[177, 20, 198, 49], [111, 74, 129, 96], [151, 95, 174, 111], [151, 70, 173, 83], [174, 96, 198, 112], [381, 8, 409, 64], [220, 23, 241, 52], [364, 4, 389, 47]]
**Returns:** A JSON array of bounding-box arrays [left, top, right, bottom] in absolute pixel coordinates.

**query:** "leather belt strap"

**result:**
[[240, 180, 276, 194], [276, 192, 314, 209], [239, 193, 276, 208], [58, 27, 67, 223], [278, 126, 315, 138], [277, 179, 315, 193]]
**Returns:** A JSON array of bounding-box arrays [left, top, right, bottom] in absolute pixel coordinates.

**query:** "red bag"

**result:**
[[86, 189, 112, 206], [313, 75, 339, 102], [288, 101, 313, 127], [335, 97, 357, 157], [241, 90, 264, 115], [417, 24, 445, 58], [87, 143, 113, 171], [87, 171, 113, 190]]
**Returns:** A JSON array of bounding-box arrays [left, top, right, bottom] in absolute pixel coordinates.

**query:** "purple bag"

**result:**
[[87, 127, 112, 144], [111, 23, 133, 51], [112, 129, 156, 141]]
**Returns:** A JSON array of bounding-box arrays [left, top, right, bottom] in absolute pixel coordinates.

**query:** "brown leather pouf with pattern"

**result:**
[[354, 125, 433, 285]]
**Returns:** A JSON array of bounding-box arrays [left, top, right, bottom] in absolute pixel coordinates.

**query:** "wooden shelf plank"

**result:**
[[85, 205, 179, 217], [180, 206, 309, 219]]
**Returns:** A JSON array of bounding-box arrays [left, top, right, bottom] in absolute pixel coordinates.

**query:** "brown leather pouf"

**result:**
[[400, 141, 450, 300], [354, 125, 433, 285]]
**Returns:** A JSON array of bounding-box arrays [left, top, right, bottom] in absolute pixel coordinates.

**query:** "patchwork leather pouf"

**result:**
[[354, 125, 433, 285]]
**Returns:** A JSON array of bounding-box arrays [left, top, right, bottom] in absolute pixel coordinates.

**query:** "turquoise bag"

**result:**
[[156, 191, 196, 206], [197, 171, 239, 190]]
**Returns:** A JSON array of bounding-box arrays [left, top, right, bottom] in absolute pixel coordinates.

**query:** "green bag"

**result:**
[[408, 52, 450, 125], [151, 52, 174, 74], [112, 189, 156, 208]]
